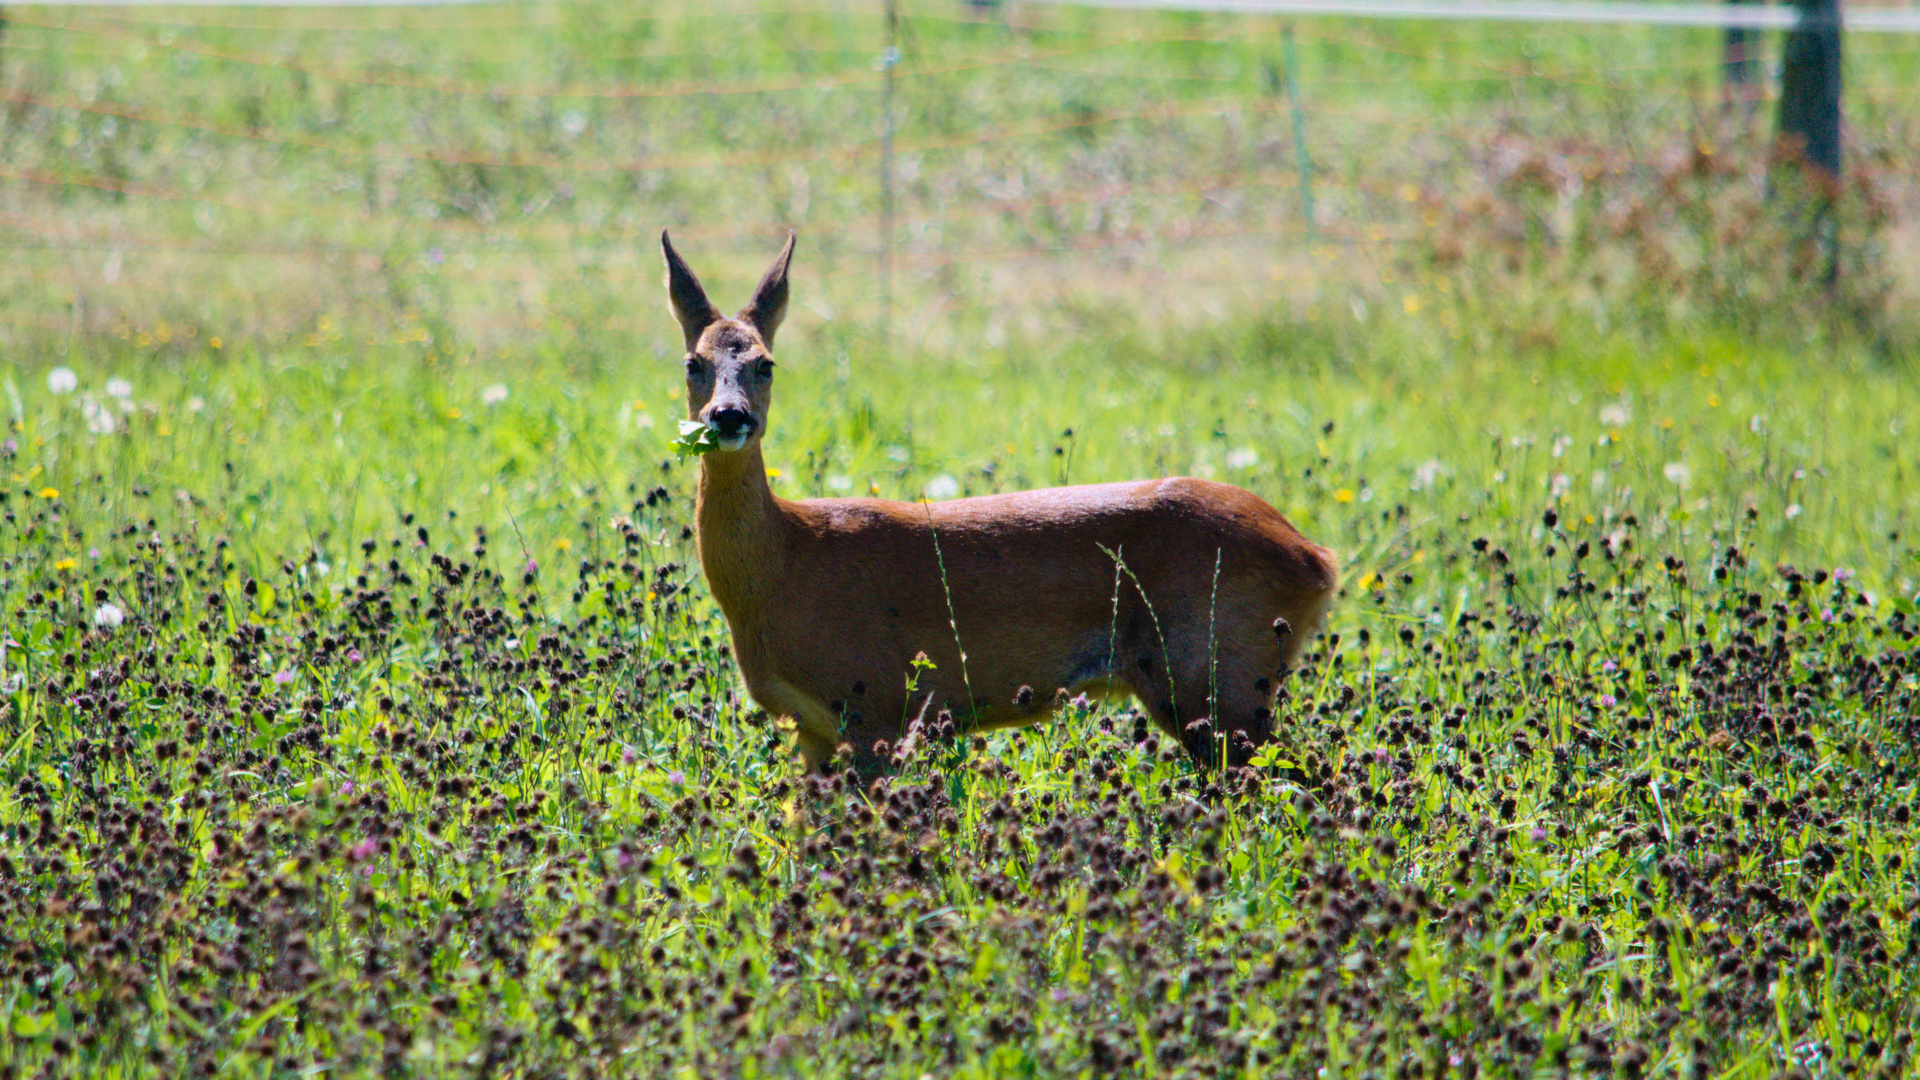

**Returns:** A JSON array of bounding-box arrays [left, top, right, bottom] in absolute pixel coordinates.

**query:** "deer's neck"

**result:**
[[694, 445, 794, 632]]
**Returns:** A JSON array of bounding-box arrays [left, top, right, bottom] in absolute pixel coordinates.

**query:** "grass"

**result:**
[[3, 1, 1920, 1077]]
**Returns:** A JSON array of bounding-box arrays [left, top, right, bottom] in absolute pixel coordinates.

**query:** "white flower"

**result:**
[[105, 377, 133, 399], [481, 383, 509, 406], [48, 367, 78, 394], [826, 474, 852, 492], [1411, 459, 1446, 490], [187, 396, 207, 413], [924, 474, 960, 500], [1599, 403, 1630, 427], [1785, 503, 1802, 520], [92, 602, 125, 628], [1225, 448, 1259, 470], [1549, 472, 1571, 498], [1662, 462, 1691, 487], [82, 398, 118, 435]]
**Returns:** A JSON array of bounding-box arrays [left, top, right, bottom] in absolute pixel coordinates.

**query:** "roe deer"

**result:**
[[662, 230, 1337, 779]]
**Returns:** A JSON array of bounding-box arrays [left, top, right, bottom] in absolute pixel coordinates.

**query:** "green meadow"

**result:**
[[1, 1, 1918, 1076]]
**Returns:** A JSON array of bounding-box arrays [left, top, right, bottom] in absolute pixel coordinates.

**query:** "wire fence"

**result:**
[[0, 0, 1914, 352]]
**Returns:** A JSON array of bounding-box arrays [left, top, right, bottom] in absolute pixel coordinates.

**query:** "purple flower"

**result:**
[[428, 248, 445, 265], [1598, 694, 1617, 708], [348, 838, 378, 862], [668, 770, 685, 786], [339, 780, 355, 797], [1601, 659, 1617, 673], [1529, 826, 1547, 842], [272, 668, 295, 686], [1833, 567, 1851, 583], [523, 558, 538, 575], [1373, 747, 1390, 764], [1820, 609, 1835, 624], [346, 648, 362, 663], [615, 846, 635, 870], [621, 746, 638, 766]]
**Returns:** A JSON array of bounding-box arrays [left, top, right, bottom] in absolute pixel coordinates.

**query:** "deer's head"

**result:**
[[661, 230, 794, 453]]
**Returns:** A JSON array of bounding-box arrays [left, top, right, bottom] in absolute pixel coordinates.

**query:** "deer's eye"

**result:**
[[756, 360, 776, 379], [684, 357, 703, 376]]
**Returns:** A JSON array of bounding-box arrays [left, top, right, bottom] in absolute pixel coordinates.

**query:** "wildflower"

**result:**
[[81, 399, 117, 435], [1662, 462, 1690, 487], [105, 377, 132, 399], [1601, 659, 1617, 673], [1529, 826, 1548, 842], [1226, 448, 1259, 470], [1334, 488, 1355, 504], [47, 367, 77, 394], [272, 669, 296, 686], [621, 746, 638, 766], [924, 474, 960, 499], [523, 559, 538, 576], [668, 770, 686, 786], [1832, 567, 1851, 583], [1373, 747, 1391, 764], [1598, 694, 1617, 708], [1599, 403, 1630, 427], [187, 396, 206, 413], [482, 383, 509, 406], [53, 558, 76, 572], [346, 648, 362, 663], [1820, 609, 1834, 624], [348, 838, 378, 862], [39, 487, 60, 500], [92, 602, 125, 628], [1785, 504, 1802, 520], [1411, 459, 1444, 490]]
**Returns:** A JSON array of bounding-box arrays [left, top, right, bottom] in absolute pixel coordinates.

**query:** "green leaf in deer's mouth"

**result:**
[[673, 419, 719, 456]]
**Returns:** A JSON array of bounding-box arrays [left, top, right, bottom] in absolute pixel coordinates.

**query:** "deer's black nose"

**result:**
[[708, 407, 756, 440]]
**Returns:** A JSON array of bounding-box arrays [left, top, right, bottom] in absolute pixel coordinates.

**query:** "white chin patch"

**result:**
[[715, 432, 752, 452]]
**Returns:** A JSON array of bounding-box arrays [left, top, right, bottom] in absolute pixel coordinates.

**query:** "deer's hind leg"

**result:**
[[1129, 604, 1307, 768]]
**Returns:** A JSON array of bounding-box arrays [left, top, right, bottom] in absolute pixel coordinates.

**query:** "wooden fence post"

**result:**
[[1775, 0, 1843, 283]]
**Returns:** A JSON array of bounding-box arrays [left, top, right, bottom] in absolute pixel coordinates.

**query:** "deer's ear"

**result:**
[[740, 231, 795, 346], [661, 229, 717, 350]]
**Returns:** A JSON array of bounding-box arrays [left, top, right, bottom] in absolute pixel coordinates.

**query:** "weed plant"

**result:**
[[3, 305, 1919, 1078]]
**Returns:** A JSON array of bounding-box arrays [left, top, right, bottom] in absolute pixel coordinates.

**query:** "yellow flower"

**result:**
[[1357, 571, 1379, 590], [1706, 394, 1721, 407], [1402, 294, 1421, 315], [53, 558, 76, 571], [210, 336, 223, 350], [765, 468, 783, 479], [446, 407, 462, 419], [554, 538, 573, 552], [1334, 488, 1355, 504], [38, 487, 58, 499]]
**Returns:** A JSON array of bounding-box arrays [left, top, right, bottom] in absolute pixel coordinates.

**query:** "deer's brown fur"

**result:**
[[664, 230, 1337, 777]]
